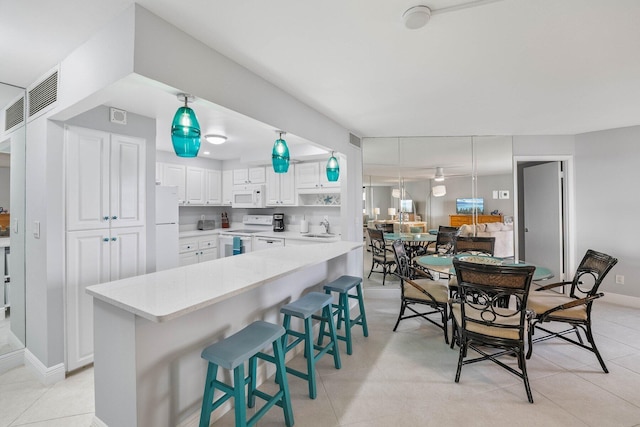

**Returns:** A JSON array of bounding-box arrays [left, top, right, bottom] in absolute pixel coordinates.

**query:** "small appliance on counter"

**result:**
[[300, 215, 309, 234], [197, 215, 216, 230], [273, 213, 285, 232]]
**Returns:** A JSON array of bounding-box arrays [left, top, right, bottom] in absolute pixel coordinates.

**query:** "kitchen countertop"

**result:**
[[87, 241, 360, 323], [179, 228, 341, 242]]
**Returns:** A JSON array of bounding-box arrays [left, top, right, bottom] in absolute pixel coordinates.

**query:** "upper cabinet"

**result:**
[[233, 167, 266, 185], [266, 164, 296, 206], [157, 163, 222, 206], [295, 161, 340, 190], [66, 126, 146, 231], [222, 170, 233, 205]]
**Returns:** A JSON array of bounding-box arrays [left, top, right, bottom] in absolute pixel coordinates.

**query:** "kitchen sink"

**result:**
[[302, 233, 337, 238]]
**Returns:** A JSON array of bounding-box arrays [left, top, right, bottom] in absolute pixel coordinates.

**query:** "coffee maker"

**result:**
[[273, 213, 285, 232]]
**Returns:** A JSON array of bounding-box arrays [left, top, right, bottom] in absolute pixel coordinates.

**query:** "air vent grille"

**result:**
[[29, 70, 58, 117], [349, 133, 361, 148], [5, 96, 25, 131]]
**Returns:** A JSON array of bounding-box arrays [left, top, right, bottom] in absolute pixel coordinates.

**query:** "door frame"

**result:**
[[512, 155, 576, 281]]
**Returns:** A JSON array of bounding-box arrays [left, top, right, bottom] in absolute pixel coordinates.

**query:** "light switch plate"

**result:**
[[499, 190, 510, 199], [492, 190, 499, 199]]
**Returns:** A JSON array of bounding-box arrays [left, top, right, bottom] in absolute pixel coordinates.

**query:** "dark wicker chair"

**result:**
[[374, 223, 394, 233], [450, 258, 536, 403], [449, 236, 497, 297], [367, 228, 396, 286], [527, 249, 618, 373], [391, 240, 449, 343]]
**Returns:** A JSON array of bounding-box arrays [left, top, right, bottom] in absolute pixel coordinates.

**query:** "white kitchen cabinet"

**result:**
[[233, 166, 266, 185], [185, 166, 205, 205], [179, 234, 218, 266], [65, 125, 146, 372], [266, 164, 296, 206], [66, 127, 145, 231], [65, 226, 145, 371], [161, 163, 186, 204], [204, 169, 222, 205], [295, 161, 340, 190], [222, 170, 233, 205]]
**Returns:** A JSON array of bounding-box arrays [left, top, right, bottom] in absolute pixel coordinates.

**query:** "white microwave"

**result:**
[[232, 184, 266, 208]]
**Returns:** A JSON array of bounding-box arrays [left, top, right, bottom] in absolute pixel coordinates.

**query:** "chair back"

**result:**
[[452, 258, 535, 341], [391, 240, 411, 278], [375, 223, 394, 233], [368, 228, 388, 258], [435, 227, 458, 255], [570, 249, 618, 298], [454, 236, 496, 256]]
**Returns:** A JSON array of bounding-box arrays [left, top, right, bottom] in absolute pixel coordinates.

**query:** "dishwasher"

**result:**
[[253, 236, 285, 252]]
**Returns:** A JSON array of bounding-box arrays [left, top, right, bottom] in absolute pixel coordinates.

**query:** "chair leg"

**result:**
[[585, 323, 609, 373], [341, 293, 353, 355], [518, 344, 534, 403], [442, 305, 449, 345], [455, 341, 466, 383], [273, 337, 294, 427], [355, 284, 369, 337], [393, 300, 407, 332], [303, 317, 317, 399], [199, 363, 218, 427], [232, 364, 247, 427]]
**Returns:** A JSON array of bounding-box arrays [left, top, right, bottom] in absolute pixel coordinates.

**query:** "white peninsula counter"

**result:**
[[87, 241, 362, 427]]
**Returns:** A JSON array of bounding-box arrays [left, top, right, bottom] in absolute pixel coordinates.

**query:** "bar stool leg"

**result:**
[[273, 336, 294, 427], [324, 304, 342, 369], [303, 316, 316, 398], [356, 284, 369, 337], [340, 293, 353, 355], [232, 364, 247, 427], [199, 364, 218, 427]]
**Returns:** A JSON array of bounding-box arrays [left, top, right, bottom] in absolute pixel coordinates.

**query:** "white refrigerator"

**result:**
[[155, 186, 179, 271]]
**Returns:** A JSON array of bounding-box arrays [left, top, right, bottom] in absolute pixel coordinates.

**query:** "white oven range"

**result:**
[[218, 215, 274, 258]]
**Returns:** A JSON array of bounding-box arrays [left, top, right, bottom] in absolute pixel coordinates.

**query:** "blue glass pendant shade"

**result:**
[[326, 152, 339, 182], [171, 106, 201, 157], [272, 136, 290, 173]]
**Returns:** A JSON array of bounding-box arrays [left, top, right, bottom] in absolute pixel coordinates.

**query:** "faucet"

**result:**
[[320, 217, 330, 234]]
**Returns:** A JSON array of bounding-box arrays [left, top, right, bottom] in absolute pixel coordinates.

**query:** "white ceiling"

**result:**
[[2, 0, 640, 161]]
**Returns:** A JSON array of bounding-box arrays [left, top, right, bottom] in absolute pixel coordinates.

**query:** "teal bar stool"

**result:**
[[318, 275, 369, 355], [280, 292, 341, 399], [199, 321, 293, 427]]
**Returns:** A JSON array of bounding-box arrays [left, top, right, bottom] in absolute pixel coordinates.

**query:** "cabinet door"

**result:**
[[248, 167, 266, 184], [66, 229, 111, 371], [185, 166, 205, 205], [163, 164, 186, 203], [222, 170, 233, 205], [265, 168, 281, 206], [199, 248, 218, 262], [204, 169, 222, 205], [279, 164, 297, 205], [65, 126, 110, 231], [179, 251, 199, 266], [110, 226, 146, 280], [155, 162, 163, 185], [110, 134, 146, 228], [295, 162, 320, 188], [233, 168, 249, 185]]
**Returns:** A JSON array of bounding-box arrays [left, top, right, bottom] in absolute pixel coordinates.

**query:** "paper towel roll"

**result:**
[[300, 219, 309, 233]]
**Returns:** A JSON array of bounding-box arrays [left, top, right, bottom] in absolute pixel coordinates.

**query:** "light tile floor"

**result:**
[[2, 253, 640, 426]]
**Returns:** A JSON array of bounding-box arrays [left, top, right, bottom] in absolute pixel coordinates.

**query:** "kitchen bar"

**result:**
[[87, 240, 362, 427]]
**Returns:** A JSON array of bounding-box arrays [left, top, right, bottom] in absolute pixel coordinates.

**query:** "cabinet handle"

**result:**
[[103, 216, 109, 221], [103, 238, 109, 242], [111, 237, 117, 241], [112, 216, 118, 220]]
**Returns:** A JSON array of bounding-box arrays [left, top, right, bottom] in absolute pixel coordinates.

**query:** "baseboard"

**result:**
[[0, 348, 24, 375], [24, 348, 65, 385], [603, 292, 640, 308], [91, 416, 108, 427]]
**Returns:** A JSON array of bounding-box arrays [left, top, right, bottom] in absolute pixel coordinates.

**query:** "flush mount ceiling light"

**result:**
[[402, 5, 431, 30], [434, 167, 445, 182], [204, 134, 227, 145], [171, 93, 201, 157], [272, 130, 290, 173]]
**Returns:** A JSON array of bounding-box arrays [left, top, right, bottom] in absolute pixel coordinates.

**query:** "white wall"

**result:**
[[575, 126, 640, 298]]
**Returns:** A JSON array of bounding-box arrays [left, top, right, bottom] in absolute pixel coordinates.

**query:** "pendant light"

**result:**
[[272, 130, 290, 173], [171, 93, 201, 157], [326, 151, 340, 182]]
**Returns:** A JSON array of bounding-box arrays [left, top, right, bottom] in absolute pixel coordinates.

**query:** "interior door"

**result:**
[[523, 162, 563, 281]]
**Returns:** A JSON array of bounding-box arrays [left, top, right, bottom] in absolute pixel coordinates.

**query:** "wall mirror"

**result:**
[[362, 136, 513, 289], [0, 82, 26, 357]]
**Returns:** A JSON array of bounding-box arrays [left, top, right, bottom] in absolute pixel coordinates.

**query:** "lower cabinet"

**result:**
[[179, 235, 218, 266], [65, 226, 146, 371]]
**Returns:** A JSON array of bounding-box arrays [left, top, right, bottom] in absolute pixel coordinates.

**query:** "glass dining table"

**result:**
[[384, 233, 437, 261], [415, 254, 554, 282]]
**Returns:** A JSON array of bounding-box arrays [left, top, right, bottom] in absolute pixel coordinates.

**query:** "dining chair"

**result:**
[[367, 228, 396, 286], [427, 226, 459, 255], [526, 249, 618, 373], [450, 258, 536, 403], [391, 240, 449, 343], [374, 223, 394, 233], [449, 236, 497, 297]]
